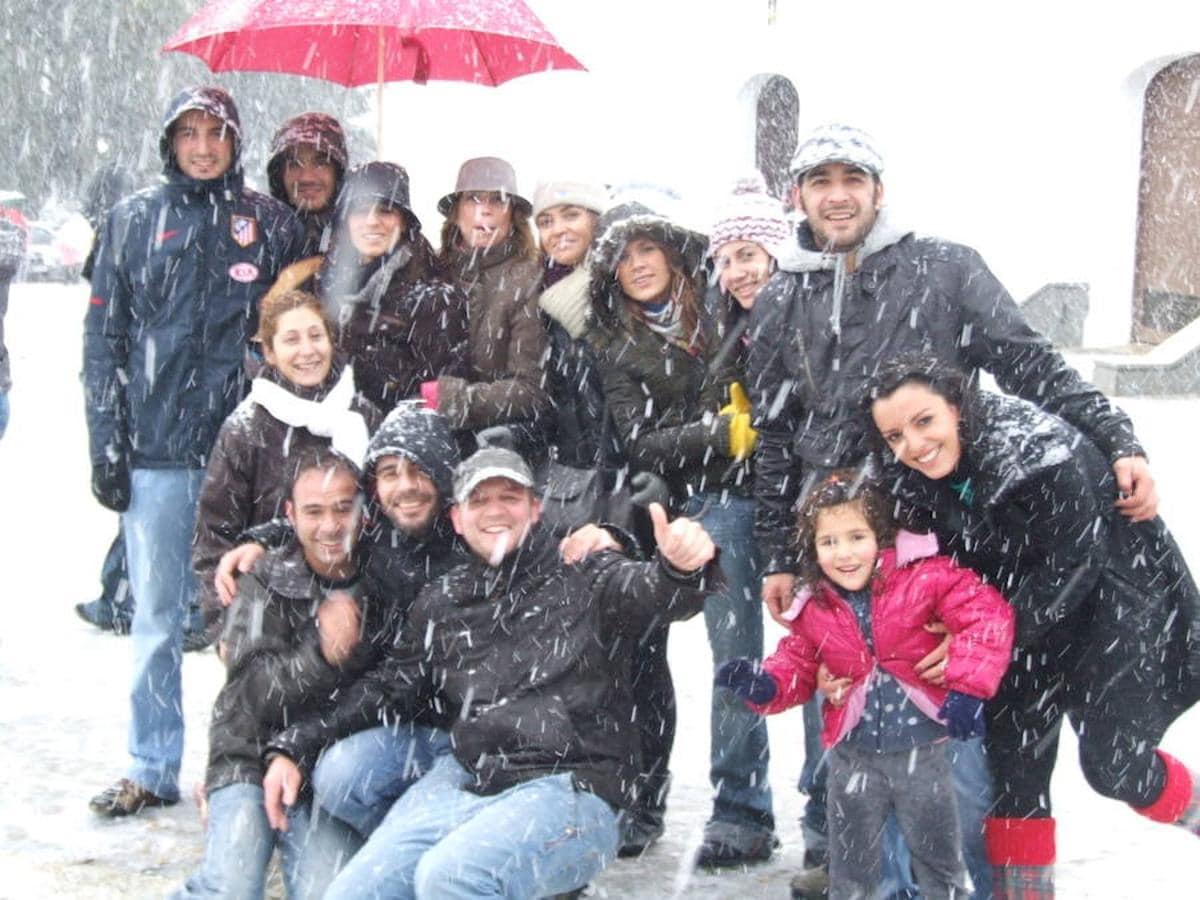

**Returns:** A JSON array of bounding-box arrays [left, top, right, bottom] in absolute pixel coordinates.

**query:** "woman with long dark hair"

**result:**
[[588, 198, 776, 865], [866, 355, 1200, 897]]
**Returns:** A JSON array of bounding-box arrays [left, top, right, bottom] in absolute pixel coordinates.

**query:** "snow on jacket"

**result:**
[[880, 391, 1200, 692], [586, 206, 748, 505], [319, 231, 471, 414], [746, 213, 1146, 574], [265, 406, 467, 770], [266, 112, 348, 255], [83, 88, 306, 471], [439, 237, 549, 433], [280, 526, 714, 812], [754, 533, 1014, 749], [538, 263, 623, 470], [205, 540, 374, 793], [192, 360, 381, 619]]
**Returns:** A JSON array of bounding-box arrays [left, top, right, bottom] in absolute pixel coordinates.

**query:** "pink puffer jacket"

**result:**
[[753, 532, 1014, 748]]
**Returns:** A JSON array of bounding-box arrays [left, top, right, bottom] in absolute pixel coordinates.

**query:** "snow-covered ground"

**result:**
[[1, 281, 1197, 899]]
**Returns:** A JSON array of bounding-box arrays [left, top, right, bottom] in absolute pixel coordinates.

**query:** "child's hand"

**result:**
[[714, 658, 777, 705], [938, 690, 986, 740], [817, 663, 854, 708]]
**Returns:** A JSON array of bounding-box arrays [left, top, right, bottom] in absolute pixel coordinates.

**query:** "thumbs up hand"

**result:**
[[649, 502, 716, 573]]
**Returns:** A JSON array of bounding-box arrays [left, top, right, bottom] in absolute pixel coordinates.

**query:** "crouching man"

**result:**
[[294, 447, 718, 898], [174, 449, 370, 899]]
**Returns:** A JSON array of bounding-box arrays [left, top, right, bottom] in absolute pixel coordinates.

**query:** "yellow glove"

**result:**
[[719, 381, 752, 417], [728, 412, 759, 460]]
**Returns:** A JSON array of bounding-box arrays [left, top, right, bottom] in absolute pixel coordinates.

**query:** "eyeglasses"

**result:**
[[460, 192, 511, 209]]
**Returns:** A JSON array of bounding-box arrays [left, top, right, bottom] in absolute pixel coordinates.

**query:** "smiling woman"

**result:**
[[311, 161, 471, 415], [191, 288, 381, 619], [431, 157, 548, 446], [866, 354, 1200, 895]]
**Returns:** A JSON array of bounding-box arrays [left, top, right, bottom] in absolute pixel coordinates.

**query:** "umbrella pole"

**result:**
[[376, 26, 385, 156]]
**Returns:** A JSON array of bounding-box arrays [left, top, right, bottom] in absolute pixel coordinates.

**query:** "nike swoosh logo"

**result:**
[[157, 229, 179, 243]]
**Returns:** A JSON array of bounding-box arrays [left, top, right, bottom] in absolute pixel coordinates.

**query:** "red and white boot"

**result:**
[[985, 816, 1056, 899], [1133, 750, 1200, 835]]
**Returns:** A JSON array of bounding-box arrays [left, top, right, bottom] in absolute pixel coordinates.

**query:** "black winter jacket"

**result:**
[[205, 542, 374, 793], [192, 361, 380, 618], [881, 391, 1200, 699], [748, 215, 1146, 573], [590, 299, 745, 507], [319, 233, 471, 413], [273, 527, 713, 811], [264, 406, 466, 769], [84, 98, 305, 470]]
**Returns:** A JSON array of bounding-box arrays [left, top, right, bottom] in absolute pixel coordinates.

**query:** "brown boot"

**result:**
[[89, 778, 177, 818], [985, 816, 1055, 899]]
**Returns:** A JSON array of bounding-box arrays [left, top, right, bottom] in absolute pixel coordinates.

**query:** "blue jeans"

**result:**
[[685, 491, 774, 832], [172, 782, 360, 899], [122, 468, 204, 799], [0, 390, 9, 439], [324, 754, 620, 900], [313, 724, 451, 836]]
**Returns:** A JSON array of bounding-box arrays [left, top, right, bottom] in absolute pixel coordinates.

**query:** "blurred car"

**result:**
[[22, 221, 85, 282]]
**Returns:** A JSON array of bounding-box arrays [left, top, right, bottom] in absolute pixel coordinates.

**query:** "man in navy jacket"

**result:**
[[83, 85, 305, 817]]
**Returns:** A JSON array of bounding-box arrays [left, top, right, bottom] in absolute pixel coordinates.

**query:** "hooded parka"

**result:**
[[84, 87, 306, 472], [266, 112, 348, 254], [587, 203, 744, 506], [318, 163, 471, 413]]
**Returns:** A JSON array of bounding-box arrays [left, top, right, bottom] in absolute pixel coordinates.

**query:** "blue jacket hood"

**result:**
[[159, 86, 243, 177]]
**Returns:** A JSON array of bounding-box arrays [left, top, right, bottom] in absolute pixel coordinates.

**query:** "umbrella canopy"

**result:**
[[162, 0, 586, 88]]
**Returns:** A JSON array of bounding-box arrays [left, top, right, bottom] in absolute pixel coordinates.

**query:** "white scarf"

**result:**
[[248, 365, 369, 466]]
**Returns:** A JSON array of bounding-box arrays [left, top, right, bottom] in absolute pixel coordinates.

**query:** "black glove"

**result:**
[[91, 457, 131, 512], [714, 658, 777, 705], [939, 690, 986, 740], [629, 471, 670, 508]]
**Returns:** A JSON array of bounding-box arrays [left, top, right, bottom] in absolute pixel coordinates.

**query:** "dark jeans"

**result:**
[[99, 527, 134, 609], [630, 621, 675, 816], [988, 602, 1174, 818]]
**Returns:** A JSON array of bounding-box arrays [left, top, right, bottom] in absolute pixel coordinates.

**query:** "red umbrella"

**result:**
[[163, 0, 586, 145]]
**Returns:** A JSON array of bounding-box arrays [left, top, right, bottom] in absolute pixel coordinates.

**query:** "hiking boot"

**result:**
[[75, 598, 116, 632], [695, 819, 778, 869], [617, 808, 665, 858], [75, 598, 134, 634], [89, 778, 177, 818], [790, 849, 830, 899]]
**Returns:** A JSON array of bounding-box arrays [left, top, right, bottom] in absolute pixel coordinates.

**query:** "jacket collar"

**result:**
[[778, 208, 912, 274]]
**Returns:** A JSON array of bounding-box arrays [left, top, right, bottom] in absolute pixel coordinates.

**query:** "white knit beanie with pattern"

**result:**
[[707, 173, 791, 260]]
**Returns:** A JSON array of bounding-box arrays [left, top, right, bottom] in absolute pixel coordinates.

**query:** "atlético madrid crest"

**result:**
[[231, 215, 258, 248]]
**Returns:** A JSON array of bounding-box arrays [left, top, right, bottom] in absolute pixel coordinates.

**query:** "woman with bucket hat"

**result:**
[[434, 157, 549, 453]]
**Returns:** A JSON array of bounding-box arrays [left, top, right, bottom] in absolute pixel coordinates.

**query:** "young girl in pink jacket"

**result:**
[[717, 471, 1014, 900]]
